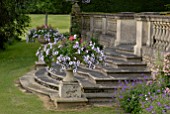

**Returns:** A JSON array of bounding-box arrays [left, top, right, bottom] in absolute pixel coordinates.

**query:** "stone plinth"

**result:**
[[59, 81, 81, 98], [54, 97, 88, 109], [55, 81, 87, 109]]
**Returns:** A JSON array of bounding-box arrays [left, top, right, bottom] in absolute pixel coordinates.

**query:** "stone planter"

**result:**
[[37, 37, 48, 44], [63, 69, 76, 82]]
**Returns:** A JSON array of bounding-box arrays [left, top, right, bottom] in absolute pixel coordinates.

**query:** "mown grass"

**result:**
[[22, 14, 70, 40], [28, 14, 70, 33], [0, 15, 123, 114]]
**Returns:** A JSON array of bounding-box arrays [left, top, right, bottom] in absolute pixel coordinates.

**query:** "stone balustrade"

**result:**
[[76, 12, 170, 59], [148, 16, 170, 51], [134, 14, 170, 57], [80, 13, 135, 47]]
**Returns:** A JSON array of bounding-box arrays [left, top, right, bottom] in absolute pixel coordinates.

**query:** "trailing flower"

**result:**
[[36, 34, 105, 72], [163, 53, 170, 75], [26, 25, 63, 43]]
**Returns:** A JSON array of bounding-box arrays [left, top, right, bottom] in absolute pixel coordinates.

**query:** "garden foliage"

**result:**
[[116, 53, 170, 114], [80, 0, 170, 13], [36, 34, 105, 71], [0, 0, 30, 50]]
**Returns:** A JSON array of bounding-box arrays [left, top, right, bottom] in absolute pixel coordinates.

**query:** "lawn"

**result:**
[[22, 14, 71, 40], [0, 15, 123, 114], [28, 14, 70, 33]]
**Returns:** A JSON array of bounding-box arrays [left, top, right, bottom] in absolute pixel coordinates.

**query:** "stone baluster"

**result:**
[[159, 21, 166, 50], [157, 21, 162, 48], [150, 21, 157, 47], [162, 21, 169, 50], [153, 21, 160, 48], [166, 22, 170, 51]]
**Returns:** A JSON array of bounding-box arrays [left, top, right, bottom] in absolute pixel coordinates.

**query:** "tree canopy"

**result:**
[[0, 0, 30, 49]]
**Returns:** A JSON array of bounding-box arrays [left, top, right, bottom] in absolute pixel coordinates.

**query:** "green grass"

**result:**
[[22, 14, 70, 40], [0, 14, 123, 114], [28, 14, 70, 33]]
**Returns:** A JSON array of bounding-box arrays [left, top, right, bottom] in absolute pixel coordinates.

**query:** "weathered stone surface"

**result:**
[[54, 97, 88, 109], [20, 44, 152, 108], [59, 81, 82, 98], [115, 19, 136, 46]]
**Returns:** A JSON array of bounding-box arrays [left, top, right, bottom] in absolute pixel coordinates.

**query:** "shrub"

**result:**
[[116, 52, 170, 114], [116, 80, 164, 114], [141, 90, 170, 114]]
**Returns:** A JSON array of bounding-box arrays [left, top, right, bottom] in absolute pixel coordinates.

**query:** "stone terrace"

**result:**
[[20, 44, 151, 107]]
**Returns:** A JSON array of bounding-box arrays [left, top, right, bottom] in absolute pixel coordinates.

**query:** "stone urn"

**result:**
[[63, 68, 76, 82], [37, 36, 48, 44]]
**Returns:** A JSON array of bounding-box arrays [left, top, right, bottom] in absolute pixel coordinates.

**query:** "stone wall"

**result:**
[[80, 13, 136, 48], [74, 11, 170, 68]]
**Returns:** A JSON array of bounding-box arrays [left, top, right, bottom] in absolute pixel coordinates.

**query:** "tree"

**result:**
[[33, 0, 63, 25], [0, 0, 30, 50], [165, 4, 170, 10]]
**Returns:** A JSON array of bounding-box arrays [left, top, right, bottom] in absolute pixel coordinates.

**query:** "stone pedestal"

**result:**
[[63, 69, 76, 82], [54, 81, 87, 109], [59, 81, 81, 98]]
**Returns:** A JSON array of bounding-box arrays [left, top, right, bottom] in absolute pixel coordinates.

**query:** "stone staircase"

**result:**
[[19, 44, 151, 107]]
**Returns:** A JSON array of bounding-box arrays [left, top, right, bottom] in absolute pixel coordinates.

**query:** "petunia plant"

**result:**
[[26, 25, 63, 44], [36, 34, 105, 72]]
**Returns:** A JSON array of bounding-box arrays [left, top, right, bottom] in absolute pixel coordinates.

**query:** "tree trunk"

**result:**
[[45, 13, 48, 26]]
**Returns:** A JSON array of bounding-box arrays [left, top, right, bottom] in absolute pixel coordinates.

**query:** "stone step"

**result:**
[[34, 68, 60, 90], [46, 67, 119, 93], [85, 93, 115, 105], [105, 50, 142, 62], [102, 66, 151, 77], [78, 67, 151, 85], [19, 70, 58, 96], [115, 44, 134, 54], [105, 58, 147, 70], [78, 77, 120, 93], [48, 65, 65, 80]]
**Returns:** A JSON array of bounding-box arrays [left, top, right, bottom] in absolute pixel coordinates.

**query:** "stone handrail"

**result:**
[[134, 14, 170, 56], [147, 16, 170, 51], [77, 12, 170, 56]]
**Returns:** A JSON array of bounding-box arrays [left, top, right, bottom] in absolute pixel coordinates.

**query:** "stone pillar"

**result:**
[[90, 16, 94, 32], [146, 21, 152, 47], [71, 2, 81, 36], [115, 15, 136, 46], [134, 16, 148, 56], [85, 16, 94, 40], [102, 17, 107, 35]]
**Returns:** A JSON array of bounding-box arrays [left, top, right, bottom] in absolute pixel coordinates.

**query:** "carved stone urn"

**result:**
[[63, 69, 76, 82], [59, 69, 81, 98], [37, 36, 48, 44]]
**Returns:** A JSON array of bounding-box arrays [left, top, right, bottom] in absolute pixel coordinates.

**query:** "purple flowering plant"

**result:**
[[141, 90, 170, 114]]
